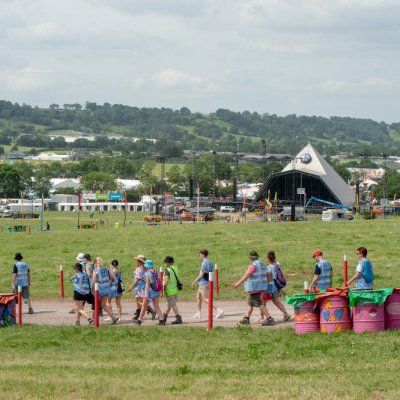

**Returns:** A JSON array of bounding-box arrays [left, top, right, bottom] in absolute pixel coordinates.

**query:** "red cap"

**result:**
[[312, 250, 323, 258]]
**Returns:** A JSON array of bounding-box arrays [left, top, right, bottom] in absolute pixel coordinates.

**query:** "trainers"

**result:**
[[216, 308, 224, 319], [158, 319, 166, 326], [171, 315, 183, 325], [74, 321, 80, 326], [239, 316, 250, 325], [192, 311, 202, 319], [283, 314, 291, 322], [88, 318, 94, 326], [112, 316, 118, 324], [162, 313, 168, 323], [28, 307, 34, 314], [262, 316, 275, 326], [133, 319, 142, 325], [104, 316, 112, 322]]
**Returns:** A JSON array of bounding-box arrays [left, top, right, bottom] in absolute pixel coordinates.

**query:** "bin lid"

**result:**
[[348, 288, 394, 307], [286, 292, 320, 308]]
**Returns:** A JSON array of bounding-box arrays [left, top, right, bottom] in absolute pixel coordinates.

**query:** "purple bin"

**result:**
[[294, 301, 320, 334], [385, 289, 400, 330], [352, 302, 385, 333], [320, 295, 352, 333]]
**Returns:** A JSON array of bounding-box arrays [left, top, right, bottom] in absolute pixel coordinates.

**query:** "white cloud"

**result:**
[[0, 67, 55, 92], [363, 78, 392, 88], [320, 80, 358, 93]]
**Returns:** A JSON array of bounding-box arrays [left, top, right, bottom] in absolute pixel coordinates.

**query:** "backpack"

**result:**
[[362, 260, 373, 284], [150, 270, 163, 292], [273, 262, 287, 290]]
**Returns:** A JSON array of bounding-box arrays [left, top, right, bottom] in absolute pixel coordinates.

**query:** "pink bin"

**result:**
[[294, 301, 319, 334], [352, 302, 385, 333], [320, 295, 352, 333], [385, 290, 400, 330]]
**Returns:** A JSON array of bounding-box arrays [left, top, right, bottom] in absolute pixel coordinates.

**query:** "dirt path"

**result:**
[[18, 299, 295, 329]]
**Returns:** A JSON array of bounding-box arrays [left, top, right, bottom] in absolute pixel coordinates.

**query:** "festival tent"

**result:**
[[253, 143, 355, 206]]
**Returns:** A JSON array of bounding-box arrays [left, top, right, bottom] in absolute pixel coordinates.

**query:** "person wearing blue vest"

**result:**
[[232, 250, 274, 326], [92, 257, 118, 324], [70, 263, 94, 326], [191, 249, 224, 320], [12, 252, 33, 314], [309, 250, 332, 291], [347, 246, 374, 290]]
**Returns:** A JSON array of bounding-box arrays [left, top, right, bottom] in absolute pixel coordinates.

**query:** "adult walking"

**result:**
[[191, 249, 224, 320], [162, 256, 183, 325], [232, 250, 274, 326], [92, 257, 118, 324], [133, 260, 165, 325], [309, 250, 332, 291], [12, 252, 33, 314], [127, 255, 156, 321], [107, 259, 123, 322], [70, 263, 94, 326], [347, 246, 374, 290], [264, 251, 291, 322]]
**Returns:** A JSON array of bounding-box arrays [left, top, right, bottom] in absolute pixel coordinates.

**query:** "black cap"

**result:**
[[249, 250, 259, 258], [14, 252, 23, 261], [83, 253, 91, 260], [164, 256, 174, 263], [111, 259, 118, 266]]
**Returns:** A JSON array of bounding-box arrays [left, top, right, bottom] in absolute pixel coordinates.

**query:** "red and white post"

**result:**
[[208, 271, 214, 331], [343, 255, 348, 289], [94, 282, 99, 329], [215, 264, 220, 297], [59, 265, 65, 299], [17, 285, 22, 326], [159, 266, 164, 297]]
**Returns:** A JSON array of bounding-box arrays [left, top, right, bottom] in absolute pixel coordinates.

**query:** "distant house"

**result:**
[[32, 153, 71, 161], [50, 178, 81, 192], [116, 179, 141, 191], [6, 150, 27, 160]]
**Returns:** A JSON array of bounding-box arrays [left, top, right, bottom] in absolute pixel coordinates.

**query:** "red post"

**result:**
[[59, 265, 65, 298], [208, 271, 214, 331], [159, 267, 164, 297], [343, 255, 348, 289], [94, 283, 99, 329], [17, 286, 22, 326], [215, 264, 220, 297]]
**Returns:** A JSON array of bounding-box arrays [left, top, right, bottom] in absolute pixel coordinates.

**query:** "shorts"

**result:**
[[197, 285, 208, 300], [73, 291, 92, 302], [166, 295, 177, 306], [146, 289, 160, 300], [21, 286, 30, 303], [247, 292, 263, 307]]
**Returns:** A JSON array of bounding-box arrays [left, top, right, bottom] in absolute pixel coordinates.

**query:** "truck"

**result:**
[[321, 208, 353, 221], [0, 203, 42, 218]]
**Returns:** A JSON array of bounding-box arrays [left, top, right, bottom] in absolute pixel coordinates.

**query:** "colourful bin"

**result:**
[[385, 289, 400, 330], [352, 302, 385, 333], [294, 301, 320, 334], [320, 295, 351, 333]]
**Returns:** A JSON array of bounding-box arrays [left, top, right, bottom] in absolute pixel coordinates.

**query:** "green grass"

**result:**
[[0, 325, 399, 399], [0, 212, 399, 300]]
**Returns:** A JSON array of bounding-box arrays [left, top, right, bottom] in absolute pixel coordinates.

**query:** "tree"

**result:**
[[81, 172, 117, 191], [138, 160, 158, 193], [167, 165, 187, 194], [0, 165, 23, 197]]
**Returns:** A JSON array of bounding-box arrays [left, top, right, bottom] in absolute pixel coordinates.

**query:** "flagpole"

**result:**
[[124, 190, 127, 227], [77, 192, 81, 229], [196, 185, 200, 223]]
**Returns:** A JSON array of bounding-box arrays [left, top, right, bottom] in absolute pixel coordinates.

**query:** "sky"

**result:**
[[0, 0, 399, 122]]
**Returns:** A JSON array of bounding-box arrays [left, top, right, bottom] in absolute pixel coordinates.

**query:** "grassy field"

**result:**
[[0, 212, 399, 299], [0, 325, 399, 399]]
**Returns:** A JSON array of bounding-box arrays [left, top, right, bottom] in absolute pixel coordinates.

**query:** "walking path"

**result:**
[[19, 300, 295, 328]]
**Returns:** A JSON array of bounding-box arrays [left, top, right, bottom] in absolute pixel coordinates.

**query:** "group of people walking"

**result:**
[[9, 245, 374, 327]]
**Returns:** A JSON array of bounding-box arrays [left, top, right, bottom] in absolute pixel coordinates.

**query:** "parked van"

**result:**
[[220, 206, 235, 212]]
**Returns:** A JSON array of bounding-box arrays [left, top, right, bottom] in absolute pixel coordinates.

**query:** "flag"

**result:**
[[274, 192, 278, 204]]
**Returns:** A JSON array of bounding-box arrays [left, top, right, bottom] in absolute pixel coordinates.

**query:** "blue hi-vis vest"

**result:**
[[244, 260, 268, 292], [70, 272, 90, 295], [356, 259, 373, 289], [83, 261, 94, 284], [95, 267, 111, 297], [14, 261, 29, 287], [316, 259, 332, 289]]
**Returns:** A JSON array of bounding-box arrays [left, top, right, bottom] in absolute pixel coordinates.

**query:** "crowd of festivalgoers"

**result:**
[[10, 246, 373, 326]]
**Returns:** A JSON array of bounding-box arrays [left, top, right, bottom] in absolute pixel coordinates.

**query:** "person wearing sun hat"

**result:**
[[133, 259, 165, 325], [128, 255, 156, 321], [309, 250, 332, 291]]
